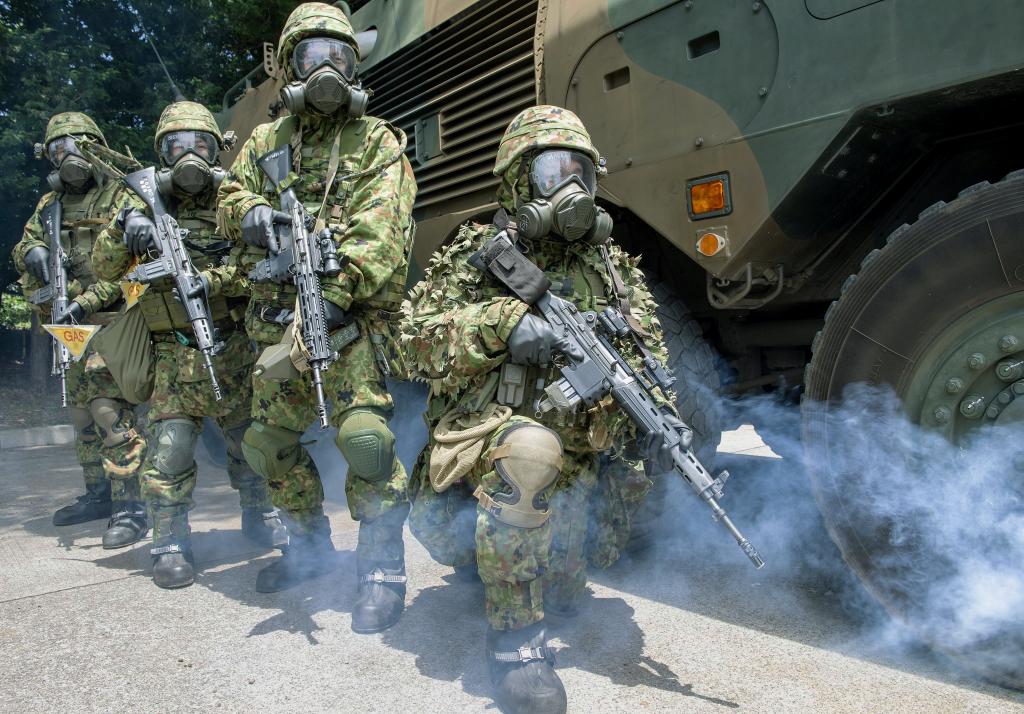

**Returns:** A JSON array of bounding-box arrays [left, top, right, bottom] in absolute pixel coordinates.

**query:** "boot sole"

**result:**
[[154, 578, 194, 589]]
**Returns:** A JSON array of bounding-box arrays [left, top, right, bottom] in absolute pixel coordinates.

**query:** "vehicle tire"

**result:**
[[803, 170, 1024, 688], [626, 279, 723, 552]]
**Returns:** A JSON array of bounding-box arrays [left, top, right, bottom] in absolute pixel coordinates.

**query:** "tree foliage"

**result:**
[[0, 0, 299, 294]]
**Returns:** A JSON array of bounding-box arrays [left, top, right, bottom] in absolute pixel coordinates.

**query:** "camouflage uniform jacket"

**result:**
[[217, 112, 416, 345], [13, 181, 125, 320], [403, 222, 672, 453], [93, 189, 248, 322]]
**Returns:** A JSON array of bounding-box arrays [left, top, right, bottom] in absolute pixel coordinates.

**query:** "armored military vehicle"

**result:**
[[218, 0, 1024, 686]]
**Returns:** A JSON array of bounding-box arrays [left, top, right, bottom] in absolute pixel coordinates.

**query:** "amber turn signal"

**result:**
[[696, 232, 726, 257], [690, 180, 726, 215]]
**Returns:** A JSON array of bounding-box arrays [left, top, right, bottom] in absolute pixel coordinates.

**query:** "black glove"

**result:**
[[54, 301, 86, 325], [323, 299, 348, 330], [638, 409, 694, 475], [506, 313, 584, 366], [241, 204, 290, 254], [119, 208, 158, 256], [24, 246, 50, 283]]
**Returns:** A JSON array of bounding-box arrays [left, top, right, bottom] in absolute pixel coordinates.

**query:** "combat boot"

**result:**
[[52, 479, 112, 526], [102, 501, 148, 549], [151, 539, 195, 589], [241, 508, 288, 549], [486, 621, 567, 714], [254, 525, 338, 593], [351, 558, 407, 633]]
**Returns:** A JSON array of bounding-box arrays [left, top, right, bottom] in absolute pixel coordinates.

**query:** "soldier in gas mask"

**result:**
[[93, 101, 285, 589], [403, 106, 682, 714], [12, 112, 148, 547], [218, 3, 417, 632]]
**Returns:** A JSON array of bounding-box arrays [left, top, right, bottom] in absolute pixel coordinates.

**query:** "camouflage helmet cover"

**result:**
[[44, 112, 106, 146], [277, 2, 359, 74], [493, 105, 600, 178], [154, 101, 224, 153]]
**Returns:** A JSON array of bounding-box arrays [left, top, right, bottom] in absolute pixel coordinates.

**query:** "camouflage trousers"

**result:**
[[409, 414, 652, 630], [67, 348, 145, 502], [250, 327, 408, 560], [142, 331, 271, 540]]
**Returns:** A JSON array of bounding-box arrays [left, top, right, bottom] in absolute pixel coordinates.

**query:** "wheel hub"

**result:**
[[906, 292, 1024, 443]]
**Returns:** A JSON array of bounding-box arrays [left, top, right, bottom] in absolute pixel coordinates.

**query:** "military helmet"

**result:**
[[493, 105, 600, 178], [154, 101, 224, 152], [44, 112, 106, 146], [277, 2, 359, 74]]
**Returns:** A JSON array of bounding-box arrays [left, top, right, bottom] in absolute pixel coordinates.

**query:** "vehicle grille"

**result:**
[[361, 0, 539, 210]]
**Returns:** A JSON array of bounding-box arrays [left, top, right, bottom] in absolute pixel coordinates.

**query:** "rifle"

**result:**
[[248, 145, 344, 428], [121, 167, 223, 400], [470, 232, 765, 569], [28, 200, 71, 407]]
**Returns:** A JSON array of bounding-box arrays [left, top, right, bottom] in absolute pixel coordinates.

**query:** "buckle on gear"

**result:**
[[360, 569, 408, 585], [492, 645, 552, 664], [150, 543, 183, 556]]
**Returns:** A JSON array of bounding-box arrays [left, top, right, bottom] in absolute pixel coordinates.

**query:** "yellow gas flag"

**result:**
[[120, 281, 149, 308], [42, 324, 101, 361]]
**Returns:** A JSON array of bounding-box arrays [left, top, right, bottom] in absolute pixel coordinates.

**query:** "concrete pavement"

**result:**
[[1, 423, 1021, 713]]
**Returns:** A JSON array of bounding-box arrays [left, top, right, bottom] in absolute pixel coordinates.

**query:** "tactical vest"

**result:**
[[264, 114, 412, 314], [456, 238, 617, 441], [136, 199, 236, 333], [58, 180, 120, 291]]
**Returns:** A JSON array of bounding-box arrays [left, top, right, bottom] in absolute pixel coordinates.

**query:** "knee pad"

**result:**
[[475, 423, 563, 529], [70, 406, 95, 440], [90, 398, 138, 448], [151, 418, 199, 477], [241, 421, 301, 480], [336, 408, 395, 483]]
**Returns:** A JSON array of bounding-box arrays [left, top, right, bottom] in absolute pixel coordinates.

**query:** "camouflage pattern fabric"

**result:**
[[12, 146, 143, 502], [277, 2, 361, 73], [44, 111, 105, 145], [492, 105, 601, 178], [250, 332, 408, 556], [142, 334, 269, 539], [403, 220, 668, 630], [153, 101, 223, 152], [92, 174, 271, 539], [219, 93, 416, 556]]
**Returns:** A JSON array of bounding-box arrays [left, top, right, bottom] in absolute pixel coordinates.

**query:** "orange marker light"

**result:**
[[696, 232, 726, 257], [690, 180, 726, 215]]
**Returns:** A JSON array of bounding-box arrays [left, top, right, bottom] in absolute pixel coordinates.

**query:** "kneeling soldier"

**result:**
[[403, 106, 686, 714]]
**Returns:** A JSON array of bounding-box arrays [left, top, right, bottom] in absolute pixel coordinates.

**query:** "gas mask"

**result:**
[[281, 37, 368, 118], [514, 150, 613, 244], [155, 130, 224, 197], [44, 136, 94, 193]]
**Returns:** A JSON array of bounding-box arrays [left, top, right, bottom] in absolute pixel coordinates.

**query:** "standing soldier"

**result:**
[[217, 3, 417, 633], [403, 106, 685, 714], [93, 101, 286, 589], [12, 112, 148, 548]]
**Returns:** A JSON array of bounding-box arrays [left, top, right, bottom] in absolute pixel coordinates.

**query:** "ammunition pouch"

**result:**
[[241, 421, 302, 480], [139, 287, 231, 334]]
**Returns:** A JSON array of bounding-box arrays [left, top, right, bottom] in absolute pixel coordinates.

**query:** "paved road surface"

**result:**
[[1, 418, 1021, 713]]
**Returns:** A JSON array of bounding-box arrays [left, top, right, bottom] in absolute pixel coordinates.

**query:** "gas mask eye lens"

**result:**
[[529, 150, 597, 198], [159, 131, 219, 166], [47, 136, 80, 167], [292, 37, 357, 81]]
